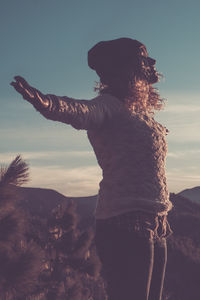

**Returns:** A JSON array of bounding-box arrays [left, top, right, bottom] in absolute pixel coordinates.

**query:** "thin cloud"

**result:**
[[164, 105, 200, 113], [29, 165, 102, 196], [0, 126, 86, 140], [167, 128, 200, 142], [156, 99, 200, 143], [167, 172, 200, 193], [168, 149, 200, 158], [1, 152, 199, 196], [0, 151, 94, 164]]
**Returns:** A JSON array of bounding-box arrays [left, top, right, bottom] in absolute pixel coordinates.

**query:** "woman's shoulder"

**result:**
[[92, 93, 123, 105], [91, 93, 127, 115]]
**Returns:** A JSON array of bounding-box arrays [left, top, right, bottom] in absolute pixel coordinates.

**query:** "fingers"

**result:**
[[10, 81, 16, 87], [14, 76, 30, 88], [11, 76, 29, 91], [10, 78, 34, 101], [14, 76, 33, 93], [17, 77, 36, 96], [10, 81, 25, 94], [11, 76, 49, 108]]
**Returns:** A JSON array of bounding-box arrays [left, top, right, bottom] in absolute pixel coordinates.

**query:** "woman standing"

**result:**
[[11, 37, 172, 300]]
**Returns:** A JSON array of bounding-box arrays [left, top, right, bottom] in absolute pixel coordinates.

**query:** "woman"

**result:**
[[11, 37, 172, 300]]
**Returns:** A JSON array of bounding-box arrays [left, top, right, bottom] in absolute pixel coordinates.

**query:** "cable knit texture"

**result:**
[[34, 92, 172, 219]]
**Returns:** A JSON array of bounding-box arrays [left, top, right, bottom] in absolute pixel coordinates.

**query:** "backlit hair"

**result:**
[[95, 73, 165, 115]]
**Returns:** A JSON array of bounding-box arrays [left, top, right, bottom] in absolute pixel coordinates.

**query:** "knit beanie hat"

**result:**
[[88, 38, 145, 77]]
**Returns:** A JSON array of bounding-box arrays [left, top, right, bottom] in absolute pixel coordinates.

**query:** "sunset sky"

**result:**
[[1, 0, 200, 196]]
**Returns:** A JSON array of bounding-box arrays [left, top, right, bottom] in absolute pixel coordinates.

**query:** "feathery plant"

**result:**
[[0, 155, 29, 188], [0, 155, 43, 299], [0, 155, 102, 299]]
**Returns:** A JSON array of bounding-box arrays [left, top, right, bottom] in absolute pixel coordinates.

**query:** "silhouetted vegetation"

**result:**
[[0, 155, 43, 299], [0, 156, 102, 299], [28, 201, 102, 299]]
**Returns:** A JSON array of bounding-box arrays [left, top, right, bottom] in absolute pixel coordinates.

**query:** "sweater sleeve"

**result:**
[[33, 93, 123, 130]]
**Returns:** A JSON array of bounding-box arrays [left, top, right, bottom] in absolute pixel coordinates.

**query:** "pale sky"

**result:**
[[1, 0, 200, 196]]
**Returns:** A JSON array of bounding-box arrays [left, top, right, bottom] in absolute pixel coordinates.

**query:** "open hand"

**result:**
[[10, 76, 49, 108]]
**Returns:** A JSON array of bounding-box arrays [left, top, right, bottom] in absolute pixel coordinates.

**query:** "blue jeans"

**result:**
[[95, 212, 172, 300]]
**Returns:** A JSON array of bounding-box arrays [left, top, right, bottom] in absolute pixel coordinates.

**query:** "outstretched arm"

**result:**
[[11, 76, 122, 130]]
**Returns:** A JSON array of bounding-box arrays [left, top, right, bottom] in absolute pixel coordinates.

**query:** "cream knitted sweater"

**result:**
[[34, 92, 172, 219]]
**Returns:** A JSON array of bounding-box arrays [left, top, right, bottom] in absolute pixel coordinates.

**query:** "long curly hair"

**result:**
[[95, 72, 165, 115]]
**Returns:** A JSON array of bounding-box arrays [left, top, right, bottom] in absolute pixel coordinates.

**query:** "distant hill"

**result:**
[[17, 186, 97, 228], [178, 186, 200, 203], [17, 185, 200, 219]]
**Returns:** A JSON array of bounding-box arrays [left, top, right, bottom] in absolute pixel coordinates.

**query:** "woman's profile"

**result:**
[[11, 37, 173, 300]]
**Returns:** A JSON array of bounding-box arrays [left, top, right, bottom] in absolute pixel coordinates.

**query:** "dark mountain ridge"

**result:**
[[178, 186, 200, 203], [17, 185, 200, 219], [17, 186, 97, 228]]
